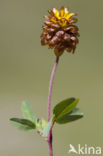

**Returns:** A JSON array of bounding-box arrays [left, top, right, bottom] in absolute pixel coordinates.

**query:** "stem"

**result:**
[[47, 131, 53, 156], [47, 120, 55, 156], [48, 56, 59, 121], [47, 56, 59, 156]]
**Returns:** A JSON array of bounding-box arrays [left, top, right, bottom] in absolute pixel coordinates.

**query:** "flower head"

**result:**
[[41, 7, 80, 57]]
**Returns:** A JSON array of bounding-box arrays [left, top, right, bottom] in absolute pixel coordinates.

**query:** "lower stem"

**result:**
[[48, 131, 53, 156], [47, 56, 59, 156]]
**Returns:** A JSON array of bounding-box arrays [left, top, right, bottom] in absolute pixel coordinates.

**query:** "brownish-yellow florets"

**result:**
[[41, 7, 80, 57]]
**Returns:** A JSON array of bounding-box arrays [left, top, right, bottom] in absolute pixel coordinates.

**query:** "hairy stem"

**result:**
[[47, 56, 59, 156]]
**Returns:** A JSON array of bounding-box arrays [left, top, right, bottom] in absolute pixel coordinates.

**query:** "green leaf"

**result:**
[[36, 118, 47, 133], [10, 118, 36, 131], [43, 118, 53, 137], [21, 101, 36, 124], [56, 108, 84, 124], [53, 98, 79, 120]]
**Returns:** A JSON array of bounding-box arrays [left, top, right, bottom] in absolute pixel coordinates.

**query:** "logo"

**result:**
[[68, 144, 102, 155]]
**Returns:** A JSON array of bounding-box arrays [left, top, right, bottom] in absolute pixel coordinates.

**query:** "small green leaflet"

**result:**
[[53, 97, 79, 120], [10, 118, 36, 131], [21, 101, 36, 124], [43, 118, 53, 137], [36, 118, 47, 133], [56, 108, 84, 124]]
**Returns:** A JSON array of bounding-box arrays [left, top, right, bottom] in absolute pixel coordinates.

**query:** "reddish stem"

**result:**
[[47, 131, 53, 156], [48, 57, 59, 121], [47, 120, 55, 156], [47, 57, 59, 156]]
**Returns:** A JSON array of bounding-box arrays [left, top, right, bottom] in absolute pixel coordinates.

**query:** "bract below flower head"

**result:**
[[41, 6, 80, 57]]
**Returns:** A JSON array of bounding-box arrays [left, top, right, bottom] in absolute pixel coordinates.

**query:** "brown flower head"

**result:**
[[41, 7, 80, 57]]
